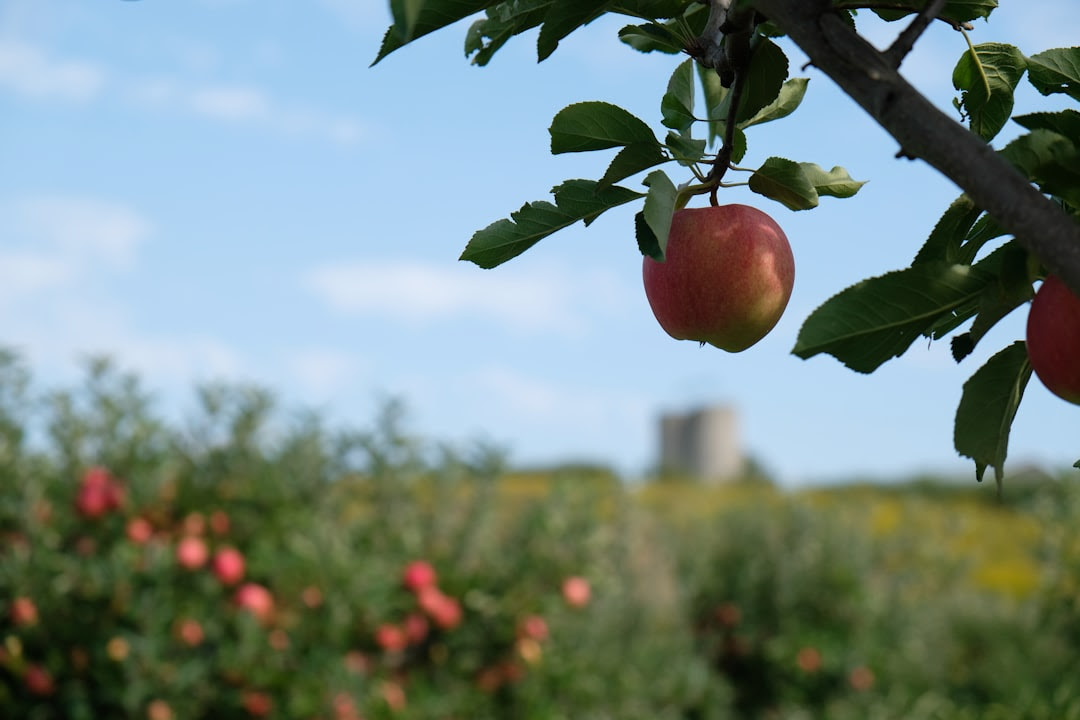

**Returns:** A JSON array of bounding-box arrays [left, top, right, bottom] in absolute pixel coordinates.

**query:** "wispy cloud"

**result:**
[[303, 259, 626, 334], [0, 39, 105, 101], [0, 195, 244, 386], [0, 38, 365, 145]]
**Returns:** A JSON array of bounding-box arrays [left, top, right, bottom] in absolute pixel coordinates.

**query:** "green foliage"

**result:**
[[3, 360, 1080, 718], [374, 0, 1079, 483]]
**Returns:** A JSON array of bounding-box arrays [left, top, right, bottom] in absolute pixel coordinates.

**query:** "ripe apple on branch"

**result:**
[[373, 0, 1080, 484]]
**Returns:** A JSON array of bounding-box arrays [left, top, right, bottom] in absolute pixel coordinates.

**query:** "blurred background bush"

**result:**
[[2, 354, 1079, 719]]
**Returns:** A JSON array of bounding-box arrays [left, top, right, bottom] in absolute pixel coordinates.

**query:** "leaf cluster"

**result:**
[[794, 45, 1080, 484]]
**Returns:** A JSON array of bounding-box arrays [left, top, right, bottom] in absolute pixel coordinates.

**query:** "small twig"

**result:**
[[883, 0, 946, 68], [832, 2, 973, 31]]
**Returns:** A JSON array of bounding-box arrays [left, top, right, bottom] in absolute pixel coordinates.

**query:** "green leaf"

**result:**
[[738, 78, 809, 129], [599, 143, 669, 187], [537, 0, 610, 62], [711, 37, 789, 128], [871, 0, 997, 24], [373, 0, 503, 65], [749, 157, 818, 211], [466, 0, 550, 66], [641, 170, 678, 259], [950, 243, 1033, 362], [635, 211, 661, 260], [460, 180, 644, 268], [665, 131, 706, 167], [550, 101, 659, 154], [798, 163, 866, 199], [954, 341, 1032, 485], [618, 22, 684, 54], [999, 129, 1080, 211], [1013, 109, 1080, 143], [952, 43, 1027, 142], [697, 61, 727, 147], [792, 262, 995, 373], [661, 59, 696, 132], [1026, 47, 1080, 102], [913, 195, 982, 265]]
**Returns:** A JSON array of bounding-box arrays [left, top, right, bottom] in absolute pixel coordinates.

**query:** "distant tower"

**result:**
[[658, 405, 742, 482]]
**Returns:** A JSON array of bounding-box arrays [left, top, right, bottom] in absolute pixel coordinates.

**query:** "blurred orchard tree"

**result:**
[[373, 0, 1080, 487]]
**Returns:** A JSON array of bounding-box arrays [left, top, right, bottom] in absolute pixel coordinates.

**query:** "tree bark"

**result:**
[[751, 0, 1080, 296]]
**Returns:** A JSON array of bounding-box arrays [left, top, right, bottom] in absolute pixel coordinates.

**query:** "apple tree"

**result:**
[[372, 0, 1080, 487]]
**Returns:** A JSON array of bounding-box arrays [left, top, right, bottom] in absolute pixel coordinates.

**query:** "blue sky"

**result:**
[[1, 0, 1076, 485]]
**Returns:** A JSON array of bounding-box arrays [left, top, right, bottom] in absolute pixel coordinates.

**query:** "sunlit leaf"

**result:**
[[749, 157, 817, 211], [952, 43, 1027, 142], [798, 163, 866, 199], [738, 78, 809, 129]]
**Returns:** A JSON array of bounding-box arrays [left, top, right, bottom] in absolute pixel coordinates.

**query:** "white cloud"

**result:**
[[303, 259, 625, 334], [0, 196, 150, 312], [15, 196, 149, 269], [189, 85, 270, 121], [0, 39, 105, 101], [0, 194, 246, 389], [288, 348, 368, 399]]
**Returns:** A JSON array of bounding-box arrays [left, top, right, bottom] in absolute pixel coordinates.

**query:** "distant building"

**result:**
[[658, 405, 742, 482]]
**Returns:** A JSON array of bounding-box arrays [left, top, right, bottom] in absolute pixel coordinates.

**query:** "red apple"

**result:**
[[1026, 274, 1080, 405], [10, 596, 38, 627], [75, 467, 125, 518], [209, 510, 230, 535], [517, 614, 548, 641], [561, 576, 590, 608], [234, 583, 275, 624], [374, 623, 408, 653], [211, 546, 245, 586], [175, 618, 204, 647], [147, 699, 174, 720], [24, 664, 54, 696], [643, 204, 795, 352], [401, 560, 437, 593], [175, 536, 209, 570], [416, 586, 462, 630], [126, 517, 154, 544], [242, 690, 273, 717]]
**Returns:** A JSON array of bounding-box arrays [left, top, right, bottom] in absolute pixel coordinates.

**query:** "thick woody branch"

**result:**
[[751, 0, 1080, 296]]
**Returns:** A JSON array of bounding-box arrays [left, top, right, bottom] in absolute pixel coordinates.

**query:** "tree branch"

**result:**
[[751, 0, 1080, 296], [883, 0, 946, 68]]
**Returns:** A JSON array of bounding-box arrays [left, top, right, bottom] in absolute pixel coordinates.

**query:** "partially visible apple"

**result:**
[[401, 560, 437, 593], [211, 546, 245, 586], [561, 576, 591, 609], [75, 467, 125, 519], [175, 536, 209, 570], [126, 517, 154, 545], [416, 586, 462, 630], [24, 664, 54, 696], [1026, 274, 1080, 405], [234, 583, 275, 625], [643, 204, 795, 352], [374, 623, 408, 653], [10, 596, 38, 627]]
